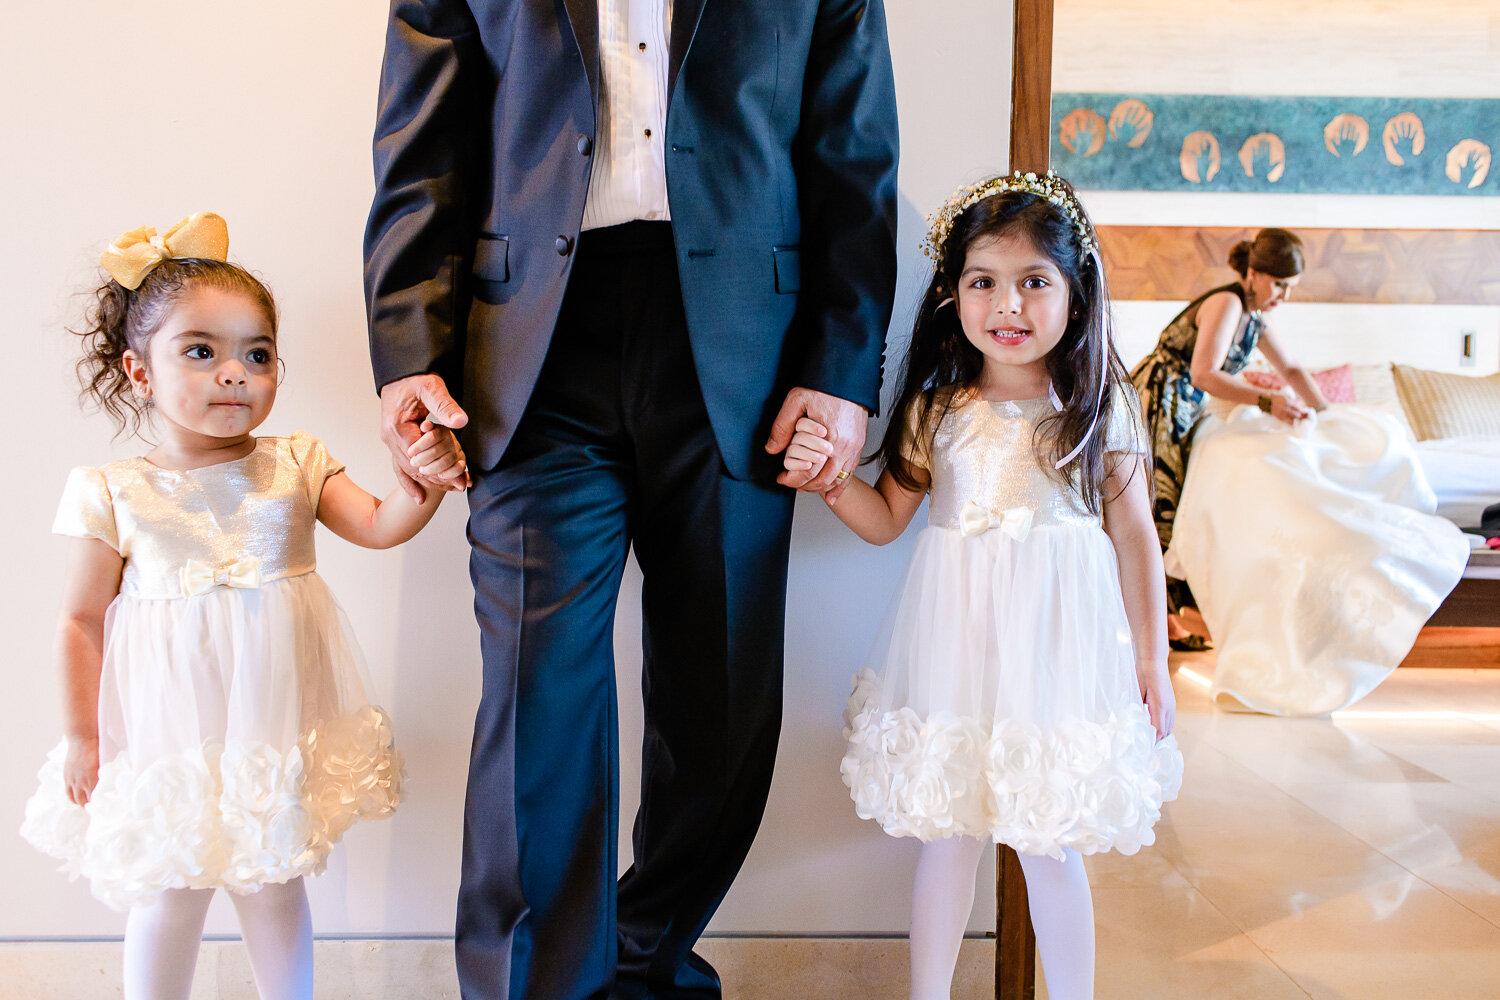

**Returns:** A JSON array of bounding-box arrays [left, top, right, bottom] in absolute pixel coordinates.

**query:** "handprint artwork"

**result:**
[[1323, 114, 1369, 158], [1239, 133, 1286, 183], [1053, 93, 1491, 194], [1059, 108, 1107, 156], [1179, 131, 1221, 184], [1446, 139, 1492, 189], [1383, 112, 1426, 166], [1109, 99, 1154, 147]]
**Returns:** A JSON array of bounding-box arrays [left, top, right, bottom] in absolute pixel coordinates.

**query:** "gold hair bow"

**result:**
[[180, 556, 261, 597], [100, 212, 230, 290]]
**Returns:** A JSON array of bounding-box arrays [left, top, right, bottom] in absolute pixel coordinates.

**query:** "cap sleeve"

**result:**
[[288, 431, 346, 509], [1105, 385, 1147, 454], [898, 397, 936, 473], [52, 467, 120, 552]]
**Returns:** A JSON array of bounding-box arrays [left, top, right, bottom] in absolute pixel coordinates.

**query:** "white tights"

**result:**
[[123, 877, 313, 1000], [908, 838, 1095, 1000]]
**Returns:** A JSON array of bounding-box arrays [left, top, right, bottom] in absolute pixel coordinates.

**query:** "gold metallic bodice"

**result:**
[[53, 434, 343, 599], [923, 395, 1139, 533]]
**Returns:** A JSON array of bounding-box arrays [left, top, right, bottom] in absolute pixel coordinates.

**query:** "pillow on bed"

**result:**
[[1243, 364, 1356, 402], [1202, 364, 1361, 422], [1391, 364, 1500, 440], [1349, 363, 1416, 436]]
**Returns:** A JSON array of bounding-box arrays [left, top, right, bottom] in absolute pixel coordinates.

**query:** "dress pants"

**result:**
[[458, 222, 795, 1000]]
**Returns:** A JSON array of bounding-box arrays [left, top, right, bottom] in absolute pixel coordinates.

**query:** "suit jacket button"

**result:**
[[577, 134, 592, 155], [556, 236, 573, 256]]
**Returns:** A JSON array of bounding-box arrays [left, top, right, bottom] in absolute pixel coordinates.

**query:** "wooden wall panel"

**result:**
[[1098, 226, 1500, 305]]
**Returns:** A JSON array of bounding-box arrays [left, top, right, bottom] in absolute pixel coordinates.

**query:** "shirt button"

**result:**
[[638, 42, 647, 51], [556, 236, 573, 256], [577, 134, 592, 155], [644, 128, 652, 138]]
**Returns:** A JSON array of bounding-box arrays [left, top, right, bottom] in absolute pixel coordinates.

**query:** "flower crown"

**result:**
[[921, 171, 1096, 264]]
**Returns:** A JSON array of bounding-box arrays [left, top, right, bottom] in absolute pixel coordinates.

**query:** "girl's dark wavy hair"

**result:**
[[878, 179, 1137, 515], [72, 258, 279, 439]]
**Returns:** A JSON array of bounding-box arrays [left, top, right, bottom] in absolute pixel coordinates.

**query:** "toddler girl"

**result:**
[[20, 213, 466, 1000], [785, 174, 1183, 1000]]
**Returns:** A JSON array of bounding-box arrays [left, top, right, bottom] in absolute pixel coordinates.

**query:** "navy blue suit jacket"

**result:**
[[364, 0, 899, 478]]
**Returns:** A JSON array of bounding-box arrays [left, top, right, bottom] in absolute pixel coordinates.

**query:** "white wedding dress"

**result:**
[[1166, 406, 1469, 716]]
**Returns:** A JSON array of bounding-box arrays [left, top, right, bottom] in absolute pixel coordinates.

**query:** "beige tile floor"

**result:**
[[1046, 655, 1500, 1000]]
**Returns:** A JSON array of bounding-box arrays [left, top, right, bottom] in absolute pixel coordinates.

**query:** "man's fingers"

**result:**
[[765, 397, 803, 453], [392, 458, 425, 503], [420, 382, 470, 429]]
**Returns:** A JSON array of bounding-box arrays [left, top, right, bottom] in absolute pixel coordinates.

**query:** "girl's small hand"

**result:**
[[1137, 662, 1176, 740], [405, 420, 470, 491], [782, 418, 832, 477], [64, 736, 100, 806]]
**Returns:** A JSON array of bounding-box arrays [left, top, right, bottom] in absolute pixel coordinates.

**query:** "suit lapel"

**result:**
[[669, 0, 708, 101], [563, 0, 600, 103]]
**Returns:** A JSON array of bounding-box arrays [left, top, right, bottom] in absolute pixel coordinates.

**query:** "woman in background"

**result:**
[[1129, 228, 1327, 649]]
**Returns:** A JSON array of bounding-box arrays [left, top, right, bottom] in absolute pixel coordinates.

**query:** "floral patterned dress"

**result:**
[[1129, 283, 1263, 612], [840, 389, 1182, 858], [21, 433, 403, 909]]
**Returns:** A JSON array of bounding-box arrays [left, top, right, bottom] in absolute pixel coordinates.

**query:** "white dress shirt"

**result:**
[[581, 0, 674, 231]]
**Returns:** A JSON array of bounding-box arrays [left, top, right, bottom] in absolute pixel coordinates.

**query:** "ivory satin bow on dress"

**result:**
[[958, 502, 1034, 541], [100, 212, 230, 290], [180, 557, 262, 596]]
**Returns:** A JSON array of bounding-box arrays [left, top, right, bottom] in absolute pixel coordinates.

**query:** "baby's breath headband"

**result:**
[[921, 170, 1096, 266]]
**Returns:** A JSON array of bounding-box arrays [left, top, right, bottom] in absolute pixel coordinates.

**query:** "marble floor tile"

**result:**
[[1035, 881, 1310, 1000], [1243, 873, 1500, 1000]]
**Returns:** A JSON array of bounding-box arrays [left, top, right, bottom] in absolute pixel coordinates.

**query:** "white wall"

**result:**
[[0, 1, 1012, 939], [1055, 0, 1500, 373]]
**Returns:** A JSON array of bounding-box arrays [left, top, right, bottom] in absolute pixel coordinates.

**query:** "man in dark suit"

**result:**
[[364, 2, 897, 997]]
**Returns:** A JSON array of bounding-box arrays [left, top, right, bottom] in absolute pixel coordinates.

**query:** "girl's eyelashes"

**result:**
[[967, 275, 1051, 292], [179, 344, 275, 365]]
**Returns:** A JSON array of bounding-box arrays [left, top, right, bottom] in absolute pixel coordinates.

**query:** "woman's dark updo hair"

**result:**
[[73, 258, 278, 439], [1228, 227, 1304, 279], [879, 177, 1135, 515]]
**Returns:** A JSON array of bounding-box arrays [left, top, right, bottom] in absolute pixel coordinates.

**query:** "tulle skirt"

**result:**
[[21, 573, 404, 910], [841, 524, 1183, 858]]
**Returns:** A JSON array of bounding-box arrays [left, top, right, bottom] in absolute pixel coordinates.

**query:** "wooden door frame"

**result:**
[[998, 3, 1052, 997]]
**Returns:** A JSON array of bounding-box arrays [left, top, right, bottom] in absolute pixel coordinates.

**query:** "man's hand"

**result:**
[[380, 374, 471, 500], [765, 387, 867, 503]]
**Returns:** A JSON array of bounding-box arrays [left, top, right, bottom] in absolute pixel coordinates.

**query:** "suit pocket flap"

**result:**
[[772, 246, 800, 294], [473, 235, 510, 282]]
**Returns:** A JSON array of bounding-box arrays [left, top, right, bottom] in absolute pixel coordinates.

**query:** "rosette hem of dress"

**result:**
[[20, 705, 404, 911], [840, 669, 1183, 858]]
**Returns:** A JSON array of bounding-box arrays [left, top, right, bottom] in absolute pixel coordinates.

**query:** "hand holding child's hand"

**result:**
[[405, 420, 470, 494], [1137, 661, 1176, 741], [64, 736, 100, 806], [765, 387, 867, 502], [380, 373, 470, 501]]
